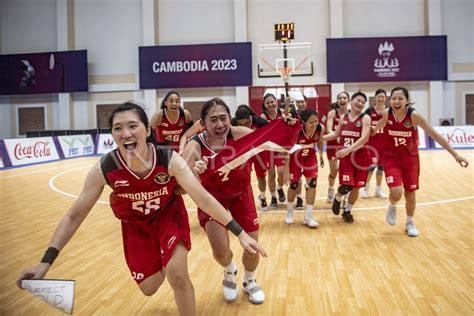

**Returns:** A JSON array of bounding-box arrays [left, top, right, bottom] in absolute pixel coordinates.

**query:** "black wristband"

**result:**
[[225, 219, 244, 236], [41, 247, 59, 264]]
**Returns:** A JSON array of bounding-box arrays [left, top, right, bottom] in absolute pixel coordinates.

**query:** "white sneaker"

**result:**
[[375, 188, 388, 199], [406, 223, 420, 237], [386, 205, 397, 225], [242, 279, 265, 304], [327, 187, 335, 203], [360, 187, 369, 199], [285, 210, 294, 225], [303, 213, 319, 228], [223, 268, 238, 301]]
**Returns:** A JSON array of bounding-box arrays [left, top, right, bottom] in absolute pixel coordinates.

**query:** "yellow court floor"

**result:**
[[0, 150, 473, 315]]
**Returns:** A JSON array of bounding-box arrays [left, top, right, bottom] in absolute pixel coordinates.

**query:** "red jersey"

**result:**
[[155, 108, 188, 148], [385, 107, 419, 156], [294, 124, 322, 161], [365, 106, 386, 147], [101, 145, 181, 223], [327, 108, 345, 147], [340, 113, 370, 156], [193, 131, 252, 200], [261, 109, 282, 122]]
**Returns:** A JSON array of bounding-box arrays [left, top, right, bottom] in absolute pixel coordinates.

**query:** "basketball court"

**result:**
[[1, 149, 473, 315]]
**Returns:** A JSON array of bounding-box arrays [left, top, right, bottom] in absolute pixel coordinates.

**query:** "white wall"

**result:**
[[0, 0, 473, 139], [2, 0, 57, 54], [158, 0, 234, 45], [74, 0, 142, 76], [343, 0, 425, 37], [442, 0, 474, 81]]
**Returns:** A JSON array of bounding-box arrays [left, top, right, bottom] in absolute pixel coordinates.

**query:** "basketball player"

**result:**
[[361, 88, 388, 199], [372, 87, 469, 237], [182, 98, 269, 304], [231, 104, 268, 129], [286, 94, 309, 209], [17, 102, 266, 315], [258, 93, 287, 209], [324, 92, 371, 223], [150, 91, 193, 151], [326, 92, 350, 204], [285, 109, 325, 228]]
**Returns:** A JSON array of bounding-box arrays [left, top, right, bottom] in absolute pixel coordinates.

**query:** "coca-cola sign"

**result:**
[[14, 141, 52, 160], [4, 137, 60, 166]]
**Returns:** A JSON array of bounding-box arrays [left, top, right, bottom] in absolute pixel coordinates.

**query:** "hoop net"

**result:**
[[278, 67, 293, 83]]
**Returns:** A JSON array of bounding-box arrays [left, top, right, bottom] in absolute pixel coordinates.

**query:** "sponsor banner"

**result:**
[[57, 135, 95, 158], [433, 126, 474, 148], [0, 50, 88, 95], [139, 42, 252, 89], [96, 134, 117, 155], [327, 36, 447, 83], [3, 137, 60, 166], [418, 128, 427, 149]]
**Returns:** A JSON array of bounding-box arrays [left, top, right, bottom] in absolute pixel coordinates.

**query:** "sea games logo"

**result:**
[[14, 141, 52, 160], [373, 41, 400, 78]]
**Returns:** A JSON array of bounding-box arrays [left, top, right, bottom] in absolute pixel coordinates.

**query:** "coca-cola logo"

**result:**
[[14, 141, 52, 160]]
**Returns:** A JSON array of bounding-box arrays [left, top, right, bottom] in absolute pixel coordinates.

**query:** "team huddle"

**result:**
[[17, 87, 469, 315]]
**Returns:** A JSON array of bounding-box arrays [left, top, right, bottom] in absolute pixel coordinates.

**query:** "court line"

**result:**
[[48, 166, 474, 211], [0, 162, 95, 179], [48, 167, 109, 205]]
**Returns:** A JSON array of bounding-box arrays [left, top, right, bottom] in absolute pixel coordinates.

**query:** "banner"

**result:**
[[3, 137, 60, 166], [139, 42, 252, 89], [418, 127, 427, 149], [57, 135, 95, 158], [0, 50, 88, 95], [432, 125, 474, 148], [326, 36, 447, 83], [21, 279, 75, 314], [96, 134, 117, 155]]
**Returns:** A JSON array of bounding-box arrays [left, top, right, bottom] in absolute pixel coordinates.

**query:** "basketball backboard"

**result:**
[[258, 42, 313, 78]]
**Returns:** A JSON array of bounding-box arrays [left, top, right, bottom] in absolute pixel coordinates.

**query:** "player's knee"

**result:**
[[166, 267, 190, 292], [139, 276, 163, 296], [338, 185, 352, 195], [308, 178, 317, 188], [289, 181, 299, 190]]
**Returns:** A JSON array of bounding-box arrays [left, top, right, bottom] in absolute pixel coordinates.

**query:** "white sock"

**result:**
[[297, 194, 302, 198], [271, 191, 276, 198], [306, 205, 313, 216], [345, 203, 353, 212], [407, 216, 414, 224], [244, 270, 256, 283], [287, 202, 294, 212], [259, 192, 265, 199], [277, 185, 282, 190], [225, 261, 237, 273], [335, 194, 342, 202]]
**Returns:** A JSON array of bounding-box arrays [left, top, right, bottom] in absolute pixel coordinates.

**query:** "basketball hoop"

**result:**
[[278, 67, 293, 83]]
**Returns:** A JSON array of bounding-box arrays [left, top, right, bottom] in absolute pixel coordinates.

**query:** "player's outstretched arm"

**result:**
[[16, 162, 106, 288], [413, 112, 469, 168], [168, 152, 267, 257]]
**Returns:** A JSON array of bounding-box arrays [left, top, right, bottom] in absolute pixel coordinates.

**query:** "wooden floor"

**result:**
[[1, 150, 473, 315]]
